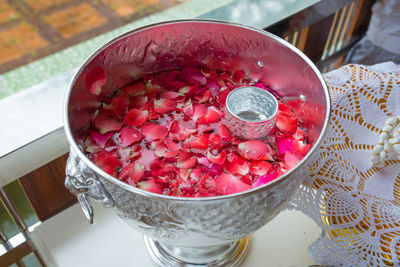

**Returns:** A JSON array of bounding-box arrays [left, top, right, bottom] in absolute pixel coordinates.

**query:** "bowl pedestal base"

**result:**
[[144, 235, 251, 267]]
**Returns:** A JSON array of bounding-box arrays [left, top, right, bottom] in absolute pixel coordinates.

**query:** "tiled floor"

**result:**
[[0, 0, 179, 74]]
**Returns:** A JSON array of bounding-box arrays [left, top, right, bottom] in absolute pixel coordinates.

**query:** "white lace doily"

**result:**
[[289, 62, 400, 266]]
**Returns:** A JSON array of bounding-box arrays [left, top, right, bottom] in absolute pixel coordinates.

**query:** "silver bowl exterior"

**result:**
[[64, 20, 330, 249]]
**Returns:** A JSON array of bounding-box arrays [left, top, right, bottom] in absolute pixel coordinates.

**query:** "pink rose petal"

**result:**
[[252, 173, 278, 188], [216, 173, 252, 195], [124, 109, 149, 127], [238, 140, 268, 160], [89, 131, 113, 148]]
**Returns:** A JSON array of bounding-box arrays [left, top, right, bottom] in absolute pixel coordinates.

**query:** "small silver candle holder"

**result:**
[[224, 86, 279, 139]]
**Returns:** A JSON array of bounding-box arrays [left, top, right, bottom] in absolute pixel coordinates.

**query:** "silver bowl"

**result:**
[[64, 20, 330, 266]]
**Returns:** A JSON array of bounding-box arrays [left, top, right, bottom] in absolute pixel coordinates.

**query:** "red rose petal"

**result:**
[[197, 106, 221, 125], [177, 151, 197, 169], [165, 138, 180, 151], [85, 66, 106, 95], [238, 140, 268, 160], [189, 135, 209, 150], [193, 103, 207, 121], [207, 150, 226, 165], [138, 180, 165, 194], [141, 123, 168, 141], [93, 152, 121, 176], [128, 96, 148, 110], [217, 89, 230, 107], [145, 81, 162, 98], [216, 173, 252, 195], [123, 81, 145, 96], [154, 98, 177, 114], [194, 90, 212, 103], [224, 153, 250, 175], [216, 124, 232, 142], [250, 161, 272, 176], [293, 129, 306, 141], [94, 111, 123, 134], [168, 121, 196, 141], [232, 69, 245, 84], [89, 131, 113, 148], [276, 113, 298, 134], [103, 95, 128, 116], [119, 126, 142, 147], [118, 162, 145, 182], [124, 109, 149, 127], [160, 90, 181, 99], [179, 67, 207, 85]]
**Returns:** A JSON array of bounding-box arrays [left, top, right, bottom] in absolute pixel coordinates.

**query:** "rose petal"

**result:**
[[284, 151, 303, 170], [193, 103, 207, 121], [119, 126, 142, 147], [124, 109, 149, 127], [189, 135, 209, 150], [85, 66, 106, 95], [250, 161, 272, 176], [238, 140, 268, 160], [90, 131, 113, 148], [93, 152, 121, 176], [232, 69, 245, 84], [160, 90, 181, 99], [94, 111, 123, 134], [224, 153, 249, 175], [179, 67, 207, 85], [128, 96, 148, 110], [154, 98, 177, 114], [207, 150, 226, 165], [275, 137, 293, 154], [103, 95, 128, 115], [216, 124, 232, 142], [291, 139, 310, 156], [138, 180, 165, 194], [252, 173, 278, 188], [197, 106, 221, 125], [123, 81, 145, 96], [276, 113, 298, 134], [177, 151, 197, 169], [216, 173, 252, 195], [168, 121, 196, 141], [141, 123, 168, 141], [118, 162, 145, 182]]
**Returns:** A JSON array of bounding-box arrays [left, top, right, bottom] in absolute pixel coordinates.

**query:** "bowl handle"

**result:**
[[65, 149, 114, 224]]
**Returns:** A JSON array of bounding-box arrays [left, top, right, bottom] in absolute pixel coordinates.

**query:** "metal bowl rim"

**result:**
[[63, 18, 331, 202]]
